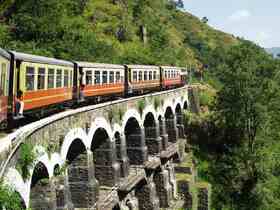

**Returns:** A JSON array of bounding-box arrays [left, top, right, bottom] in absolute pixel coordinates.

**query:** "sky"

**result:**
[[183, 0, 280, 48]]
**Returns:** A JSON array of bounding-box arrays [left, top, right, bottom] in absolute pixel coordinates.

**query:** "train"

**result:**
[[0, 48, 188, 128]]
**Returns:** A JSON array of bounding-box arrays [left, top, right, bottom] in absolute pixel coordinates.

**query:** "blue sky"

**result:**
[[183, 0, 280, 48]]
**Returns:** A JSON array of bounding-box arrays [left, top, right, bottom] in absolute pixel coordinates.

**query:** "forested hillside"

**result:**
[[0, 0, 237, 67]]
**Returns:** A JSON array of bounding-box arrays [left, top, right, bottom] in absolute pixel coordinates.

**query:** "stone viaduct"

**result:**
[[0, 87, 192, 210]]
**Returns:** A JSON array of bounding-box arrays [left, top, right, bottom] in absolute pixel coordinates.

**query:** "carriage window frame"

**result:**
[[144, 71, 148, 81], [56, 69, 63, 88], [85, 70, 93, 85], [148, 71, 152, 80], [37, 67, 46, 90], [95, 71, 100, 84], [26, 66, 35, 91], [133, 71, 137, 82], [69, 70, 73, 87], [109, 71, 114, 83], [64, 69, 69, 87], [116, 71, 121, 83], [102, 71, 108, 84], [0, 63, 6, 96], [48, 68, 55, 89], [153, 71, 157, 80], [138, 71, 143, 81]]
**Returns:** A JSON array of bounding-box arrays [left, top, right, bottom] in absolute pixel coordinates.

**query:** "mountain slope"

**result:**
[[0, 0, 238, 67]]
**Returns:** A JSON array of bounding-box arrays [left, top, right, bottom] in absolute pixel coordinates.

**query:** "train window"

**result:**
[[48, 69, 55, 88], [95, 71, 100, 84], [139, 71, 142, 81], [116, 72, 120, 83], [102, 71, 108, 84], [69, 70, 73, 87], [1, 63, 6, 95], [85, 71, 92, 85], [133, 71, 137, 81], [149, 71, 152, 80], [109, 71, 114, 83], [56, 69, 62, 88], [0, 63, 6, 96], [26, 67, 35, 91], [64, 69, 69, 87], [144, 71, 147, 81], [37, 68, 45, 90], [153, 71, 157, 80], [165, 71, 167, 79]]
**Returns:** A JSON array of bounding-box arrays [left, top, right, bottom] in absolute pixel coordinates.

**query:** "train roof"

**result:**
[[75, 61, 124, 69], [0, 48, 10, 60], [10, 51, 73, 67], [126, 65, 159, 70], [160, 66, 181, 70]]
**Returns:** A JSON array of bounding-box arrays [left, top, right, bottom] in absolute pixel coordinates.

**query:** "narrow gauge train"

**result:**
[[0, 48, 188, 128]]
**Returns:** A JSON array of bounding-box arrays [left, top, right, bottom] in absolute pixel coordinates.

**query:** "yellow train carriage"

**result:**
[[9, 51, 74, 115], [0, 48, 10, 126]]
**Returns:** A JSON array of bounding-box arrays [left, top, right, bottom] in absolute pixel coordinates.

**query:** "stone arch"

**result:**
[[61, 128, 89, 161], [91, 127, 120, 186], [164, 106, 178, 143], [144, 112, 162, 155], [183, 100, 188, 110], [122, 109, 143, 132], [66, 138, 97, 208], [124, 117, 147, 165], [142, 105, 158, 124], [175, 103, 183, 125], [88, 117, 114, 142], [29, 161, 55, 210]]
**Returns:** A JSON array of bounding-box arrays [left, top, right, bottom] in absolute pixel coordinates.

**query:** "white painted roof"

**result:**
[[0, 48, 10, 59], [75, 61, 124, 69], [10, 51, 74, 67]]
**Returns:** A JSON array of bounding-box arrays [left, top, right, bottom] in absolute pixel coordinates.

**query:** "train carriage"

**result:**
[[125, 65, 160, 95], [0, 48, 10, 126], [9, 51, 74, 116], [160, 66, 182, 89], [74, 62, 125, 101]]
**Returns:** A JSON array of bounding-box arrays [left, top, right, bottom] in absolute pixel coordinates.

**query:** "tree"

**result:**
[[211, 41, 280, 209], [202, 16, 208, 23], [176, 0, 184, 9]]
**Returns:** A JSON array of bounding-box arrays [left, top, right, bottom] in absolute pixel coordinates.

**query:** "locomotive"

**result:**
[[0, 48, 188, 128]]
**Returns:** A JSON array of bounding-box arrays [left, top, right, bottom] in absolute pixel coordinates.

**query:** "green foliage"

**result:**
[[137, 99, 146, 116], [153, 97, 161, 111], [17, 143, 36, 180], [185, 41, 280, 210], [0, 0, 237, 66], [0, 182, 25, 210]]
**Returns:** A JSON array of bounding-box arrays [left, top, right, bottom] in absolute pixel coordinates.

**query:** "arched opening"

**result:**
[[67, 139, 97, 208], [183, 101, 188, 110], [164, 107, 178, 143], [91, 128, 120, 186], [144, 113, 162, 155], [30, 162, 54, 209], [112, 204, 121, 210], [175, 104, 183, 125], [176, 104, 186, 140], [114, 132, 129, 178], [125, 117, 147, 165], [54, 164, 60, 176]]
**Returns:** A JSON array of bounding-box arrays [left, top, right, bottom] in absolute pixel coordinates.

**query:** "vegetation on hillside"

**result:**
[[0, 0, 237, 67], [185, 41, 280, 210]]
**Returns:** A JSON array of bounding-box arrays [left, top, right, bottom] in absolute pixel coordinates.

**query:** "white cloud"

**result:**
[[228, 9, 251, 22]]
